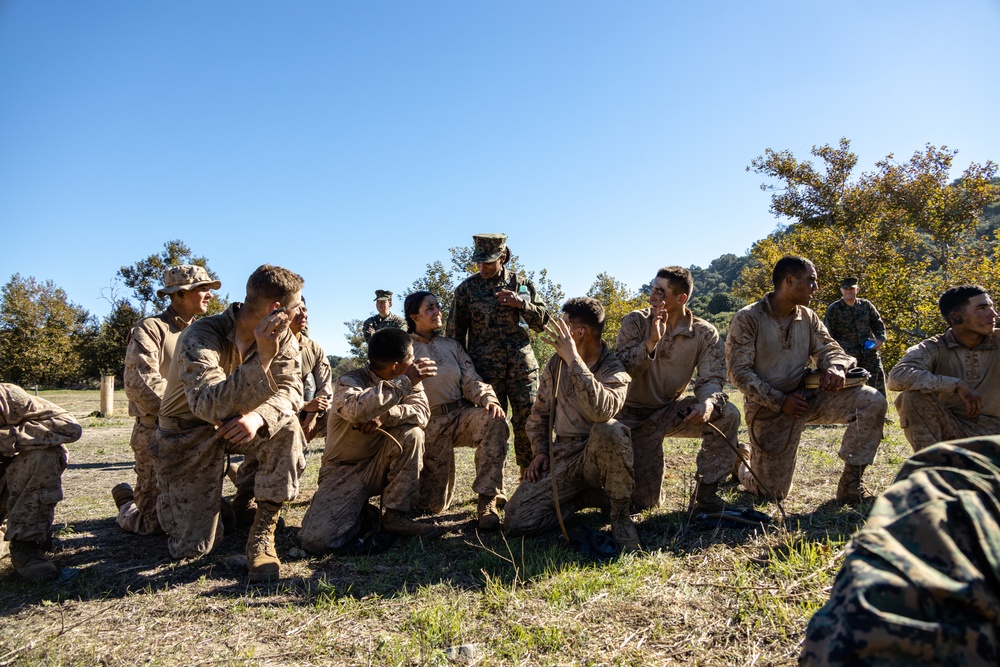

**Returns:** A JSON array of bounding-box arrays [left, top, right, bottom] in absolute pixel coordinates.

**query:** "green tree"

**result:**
[[118, 239, 227, 315], [79, 299, 143, 382], [740, 139, 999, 366], [0, 274, 92, 387], [587, 273, 645, 348]]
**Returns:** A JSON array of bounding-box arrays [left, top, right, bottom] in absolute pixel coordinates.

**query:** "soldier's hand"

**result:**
[[781, 392, 811, 418], [255, 304, 290, 372], [215, 412, 265, 447], [359, 415, 383, 435], [404, 357, 438, 385], [524, 453, 549, 482], [496, 288, 525, 310], [303, 396, 329, 412], [874, 339, 884, 351], [683, 400, 713, 424], [485, 402, 506, 420], [956, 381, 984, 417], [540, 317, 580, 364], [819, 367, 846, 392], [646, 303, 668, 355]]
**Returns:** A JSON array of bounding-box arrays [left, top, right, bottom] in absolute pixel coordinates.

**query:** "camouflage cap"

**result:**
[[374, 290, 393, 302], [471, 233, 507, 263], [840, 277, 859, 289], [156, 265, 222, 298]]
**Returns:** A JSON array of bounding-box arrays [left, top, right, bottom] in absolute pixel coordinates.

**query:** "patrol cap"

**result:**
[[471, 233, 507, 263], [840, 277, 859, 289], [374, 290, 393, 302], [157, 265, 222, 298]]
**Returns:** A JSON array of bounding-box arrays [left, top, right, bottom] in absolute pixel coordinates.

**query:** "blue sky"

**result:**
[[2, 1, 998, 357]]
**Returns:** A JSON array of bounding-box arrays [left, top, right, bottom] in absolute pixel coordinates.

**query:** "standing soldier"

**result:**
[[448, 233, 551, 477], [1, 384, 82, 581], [112, 265, 220, 535], [823, 277, 888, 395], [362, 290, 406, 343], [615, 267, 742, 512]]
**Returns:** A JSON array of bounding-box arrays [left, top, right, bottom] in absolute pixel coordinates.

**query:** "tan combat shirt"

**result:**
[[297, 334, 333, 405], [887, 329, 1000, 418], [410, 333, 500, 410], [124, 306, 192, 419], [0, 383, 82, 457], [158, 303, 302, 436], [324, 364, 429, 463], [527, 344, 630, 457], [727, 294, 854, 412], [615, 307, 727, 409]]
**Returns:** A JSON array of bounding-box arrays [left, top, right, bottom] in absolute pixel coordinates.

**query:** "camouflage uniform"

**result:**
[[727, 295, 886, 499], [801, 436, 1000, 666], [887, 329, 1000, 451], [0, 384, 81, 544], [299, 365, 428, 554], [823, 298, 887, 394], [448, 267, 550, 467], [117, 305, 192, 535], [149, 303, 305, 560], [615, 307, 741, 509], [410, 333, 509, 514], [503, 345, 631, 535], [362, 313, 406, 343]]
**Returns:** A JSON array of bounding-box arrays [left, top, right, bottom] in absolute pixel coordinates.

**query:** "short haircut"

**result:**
[[368, 327, 413, 368], [562, 297, 605, 336], [403, 290, 434, 333], [655, 266, 694, 296], [772, 256, 814, 289], [245, 264, 304, 308], [939, 285, 988, 325]]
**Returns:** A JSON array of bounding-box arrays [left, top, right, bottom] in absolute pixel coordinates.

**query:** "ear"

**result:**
[[678, 293, 689, 306]]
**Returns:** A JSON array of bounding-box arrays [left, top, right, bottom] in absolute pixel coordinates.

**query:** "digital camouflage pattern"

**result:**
[[117, 305, 192, 535], [411, 333, 509, 513], [149, 303, 305, 560], [823, 298, 887, 394], [361, 312, 406, 343], [0, 384, 81, 543], [503, 344, 631, 535], [448, 266, 550, 468], [616, 308, 739, 508], [888, 329, 1000, 451], [801, 436, 1000, 666], [298, 364, 428, 554]]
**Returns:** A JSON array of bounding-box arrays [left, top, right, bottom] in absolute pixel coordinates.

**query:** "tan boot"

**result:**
[[10, 540, 58, 582], [111, 482, 134, 510], [231, 489, 257, 528], [246, 501, 282, 583], [610, 500, 641, 552], [836, 464, 868, 504], [477, 494, 501, 531], [382, 509, 447, 539], [695, 481, 726, 512]]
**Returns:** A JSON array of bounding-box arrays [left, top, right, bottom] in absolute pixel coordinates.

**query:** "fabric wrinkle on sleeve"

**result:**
[[564, 356, 629, 423], [0, 385, 82, 455], [887, 340, 959, 393], [726, 309, 785, 412], [526, 360, 556, 458], [615, 311, 654, 377], [811, 311, 855, 371], [692, 326, 727, 406], [124, 324, 167, 416], [457, 344, 499, 407]]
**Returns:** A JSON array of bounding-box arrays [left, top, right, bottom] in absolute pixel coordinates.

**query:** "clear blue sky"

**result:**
[[2, 1, 998, 357]]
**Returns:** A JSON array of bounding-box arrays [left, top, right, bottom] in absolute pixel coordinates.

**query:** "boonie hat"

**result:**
[[156, 265, 222, 298]]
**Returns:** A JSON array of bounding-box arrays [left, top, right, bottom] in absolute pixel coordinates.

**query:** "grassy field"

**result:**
[[0, 388, 911, 666]]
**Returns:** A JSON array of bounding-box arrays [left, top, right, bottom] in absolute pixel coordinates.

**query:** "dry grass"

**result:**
[[0, 389, 911, 666]]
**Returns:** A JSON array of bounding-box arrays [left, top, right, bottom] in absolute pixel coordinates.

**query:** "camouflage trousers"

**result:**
[[856, 350, 886, 396], [800, 437, 1000, 666], [617, 397, 741, 510], [503, 420, 633, 535], [418, 404, 510, 514], [482, 366, 538, 469], [299, 425, 423, 555], [741, 386, 886, 500], [0, 444, 67, 543], [116, 419, 163, 535], [149, 420, 305, 560], [895, 390, 1000, 453]]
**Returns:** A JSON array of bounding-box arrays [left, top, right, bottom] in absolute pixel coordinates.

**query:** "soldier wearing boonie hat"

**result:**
[[362, 290, 405, 343], [111, 265, 221, 537]]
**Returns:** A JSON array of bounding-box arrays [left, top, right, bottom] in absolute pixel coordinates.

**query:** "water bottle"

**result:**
[[517, 284, 529, 329]]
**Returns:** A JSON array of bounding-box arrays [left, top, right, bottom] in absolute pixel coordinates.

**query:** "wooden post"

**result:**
[[100, 375, 115, 417]]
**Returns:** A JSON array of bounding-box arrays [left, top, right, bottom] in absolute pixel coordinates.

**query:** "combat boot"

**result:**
[[836, 464, 868, 504], [732, 443, 751, 480], [111, 482, 134, 510], [477, 494, 501, 531], [10, 540, 58, 582], [231, 489, 257, 528], [694, 481, 726, 513], [246, 500, 282, 583], [382, 509, 447, 539], [609, 499, 641, 553]]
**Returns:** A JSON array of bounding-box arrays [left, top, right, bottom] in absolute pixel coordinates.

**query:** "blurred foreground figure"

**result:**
[[801, 435, 1000, 666], [0, 384, 82, 582]]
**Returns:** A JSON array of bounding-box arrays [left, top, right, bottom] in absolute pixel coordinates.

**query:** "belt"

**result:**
[[137, 415, 157, 426], [555, 435, 583, 443], [622, 405, 658, 418], [158, 416, 211, 431], [431, 399, 472, 417]]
